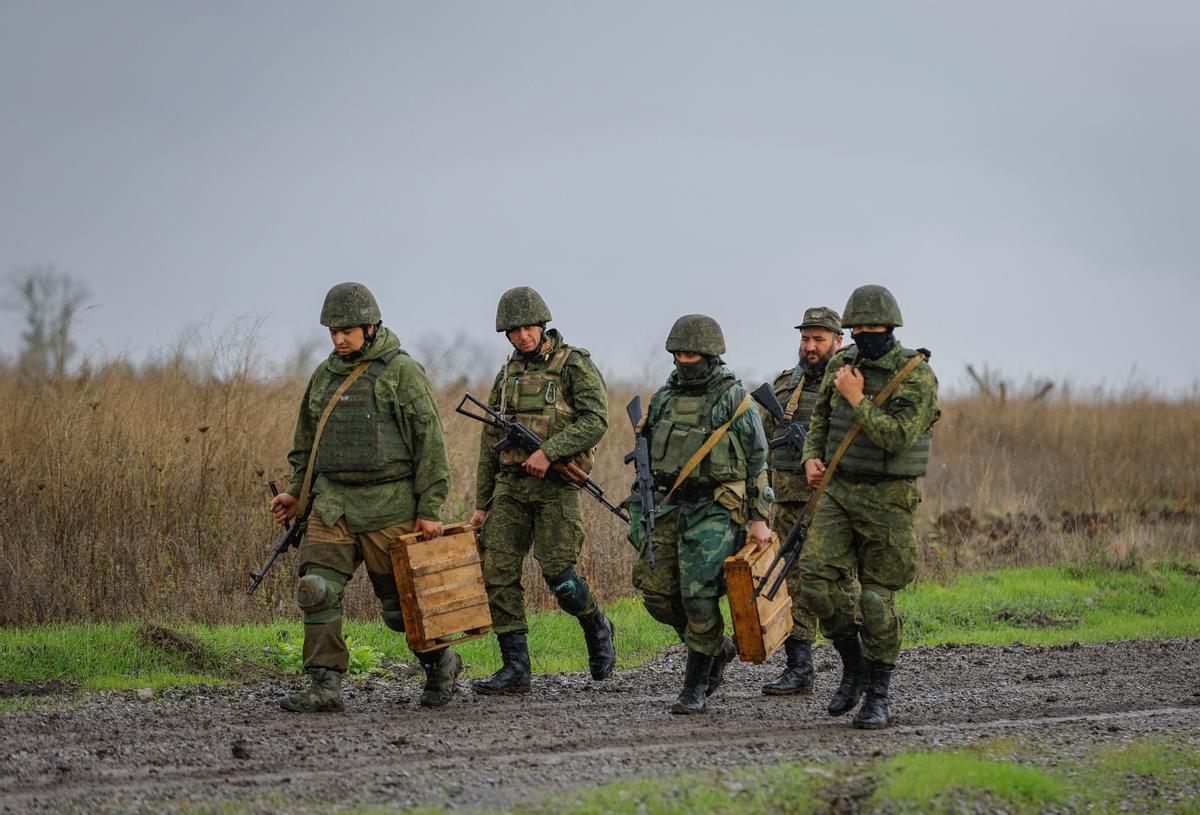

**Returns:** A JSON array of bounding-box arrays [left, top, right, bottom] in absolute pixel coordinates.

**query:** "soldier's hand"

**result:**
[[835, 366, 865, 406], [523, 448, 551, 478], [804, 458, 826, 488], [747, 520, 771, 551], [415, 518, 443, 540], [270, 493, 298, 525], [469, 509, 488, 529]]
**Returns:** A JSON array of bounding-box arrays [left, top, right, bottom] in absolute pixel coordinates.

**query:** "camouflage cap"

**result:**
[[496, 286, 552, 332], [842, 284, 903, 328], [794, 306, 842, 333], [320, 282, 381, 327], [665, 314, 726, 356]]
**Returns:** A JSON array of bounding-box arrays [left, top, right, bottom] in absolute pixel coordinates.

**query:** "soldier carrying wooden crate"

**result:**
[[269, 282, 459, 711]]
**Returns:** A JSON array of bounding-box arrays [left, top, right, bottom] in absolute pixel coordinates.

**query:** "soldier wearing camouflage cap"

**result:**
[[796, 284, 940, 729], [471, 287, 616, 695], [628, 314, 774, 714], [270, 283, 458, 712], [757, 306, 863, 698]]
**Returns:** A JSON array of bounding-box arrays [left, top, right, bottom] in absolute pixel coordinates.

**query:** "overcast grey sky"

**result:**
[[3, 1, 1198, 393]]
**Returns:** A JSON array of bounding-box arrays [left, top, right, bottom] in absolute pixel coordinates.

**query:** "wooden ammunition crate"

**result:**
[[722, 534, 792, 663], [389, 522, 492, 653]]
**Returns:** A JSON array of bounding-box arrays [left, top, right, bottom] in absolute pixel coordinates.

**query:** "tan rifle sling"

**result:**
[[782, 374, 807, 421], [296, 360, 374, 511], [663, 392, 753, 505], [801, 353, 926, 525]]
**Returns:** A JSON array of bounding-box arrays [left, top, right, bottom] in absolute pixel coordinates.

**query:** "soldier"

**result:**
[[796, 285, 939, 729], [469, 287, 615, 694], [758, 306, 856, 697], [270, 282, 457, 711], [629, 315, 773, 714]]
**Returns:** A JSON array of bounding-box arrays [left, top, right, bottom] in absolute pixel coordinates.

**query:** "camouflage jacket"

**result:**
[[759, 363, 821, 503], [802, 342, 939, 477], [285, 327, 451, 532], [474, 330, 609, 509]]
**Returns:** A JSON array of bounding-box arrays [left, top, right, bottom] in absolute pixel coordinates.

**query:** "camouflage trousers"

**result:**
[[480, 472, 597, 635], [795, 476, 919, 667], [772, 498, 863, 643], [296, 514, 414, 672], [630, 496, 738, 657]]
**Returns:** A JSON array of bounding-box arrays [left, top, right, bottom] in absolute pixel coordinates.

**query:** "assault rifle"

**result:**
[[247, 481, 312, 595], [750, 382, 808, 459], [456, 393, 631, 525], [622, 395, 656, 568]]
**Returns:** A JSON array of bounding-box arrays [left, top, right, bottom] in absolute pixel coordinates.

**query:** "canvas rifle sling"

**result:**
[[296, 360, 374, 511], [663, 392, 753, 505], [782, 374, 807, 421], [802, 353, 926, 525]]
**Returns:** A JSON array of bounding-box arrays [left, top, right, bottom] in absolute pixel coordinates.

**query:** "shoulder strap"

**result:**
[[782, 374, 807, 422], [663, 391, 753, 504], [801, 353, 925, 524], [296, 360, 373, 511]]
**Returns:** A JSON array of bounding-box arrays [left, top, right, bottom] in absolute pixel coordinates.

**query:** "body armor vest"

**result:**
[[492, 342, 595, 472], [825, 347, 933, 478], [648, 378, 748, 487], [314, 349, 414, 483], [768, 367, 820, 473]]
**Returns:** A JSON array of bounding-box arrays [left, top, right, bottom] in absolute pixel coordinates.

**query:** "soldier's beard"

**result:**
[[801, 356, 831, 379]]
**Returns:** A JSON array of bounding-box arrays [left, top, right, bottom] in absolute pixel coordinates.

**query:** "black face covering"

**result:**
[[674, 357, 714, 383], [854, 329, 896, 360]]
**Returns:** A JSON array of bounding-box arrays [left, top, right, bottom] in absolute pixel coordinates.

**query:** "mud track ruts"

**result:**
[[1, 638, 1197, 814]]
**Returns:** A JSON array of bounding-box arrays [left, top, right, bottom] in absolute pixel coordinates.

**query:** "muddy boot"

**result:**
[[670, 649, 715, 715], [417, 647, 463, 708], [762, 638, 815, 696], [279, 667, 344, 713], [472, 632, 532, 695], [706, 636, 737, 696], [578, 610, 617, 680], [852, 661, 892, 729], [827, 633, 867, 717]]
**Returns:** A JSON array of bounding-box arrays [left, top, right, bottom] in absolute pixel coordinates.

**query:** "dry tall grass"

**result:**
[[1, 365, 1196, 625]]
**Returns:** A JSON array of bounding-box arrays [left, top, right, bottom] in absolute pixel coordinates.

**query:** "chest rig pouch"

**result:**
[[314, 349, 414, 483], [490, 345, 595, 473], [649, 379, 746, 487]]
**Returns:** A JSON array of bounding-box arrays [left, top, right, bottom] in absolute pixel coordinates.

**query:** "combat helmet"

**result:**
[[665, 314, 726, 356], [496, 286, 552, 332], [320, 282, 381, 327], [841, 285, 903, 328]]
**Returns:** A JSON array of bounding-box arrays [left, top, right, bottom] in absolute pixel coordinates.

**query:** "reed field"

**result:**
[[0, 361, 1196, 625]]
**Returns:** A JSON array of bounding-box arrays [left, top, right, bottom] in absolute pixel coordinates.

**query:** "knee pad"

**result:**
[[860, 584, 893, 629], [642, 593, 686, 629], [296, 567, 347, 625], [798, 584, 835, 619], [545, 567, 591, 616]]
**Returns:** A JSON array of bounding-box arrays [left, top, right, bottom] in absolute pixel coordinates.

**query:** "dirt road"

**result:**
[[2, 638, 1198, 813]]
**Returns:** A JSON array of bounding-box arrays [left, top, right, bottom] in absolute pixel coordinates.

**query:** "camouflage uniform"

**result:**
[[473, 287, 615, 694], [796, 284, 939, 729], [629, 314, 772, 714], [280, 283, 456, 711]]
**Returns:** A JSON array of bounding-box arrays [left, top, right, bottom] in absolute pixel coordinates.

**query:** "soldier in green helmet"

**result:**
[[270, 282, 457, 711], [758, 306, 861, 697], [628, 314, 773, 714], [470, 286, 616, 695], [795, 284, 940, 729]]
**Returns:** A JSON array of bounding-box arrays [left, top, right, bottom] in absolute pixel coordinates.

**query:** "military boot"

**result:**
[[852, 661, 893, 729], [417, 647, 463, 708], [670, 649, 715, 715], [279, 667, 344, 713], [578, 610, 617, 680], [706, 636, 737, 696], [827, 633, 867, 717], [762, 638, 815, 696], [472, 632, 532, 695]]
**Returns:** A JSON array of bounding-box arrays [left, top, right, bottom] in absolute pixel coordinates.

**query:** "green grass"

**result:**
[[1, 564, 1196, 694], [870, 749, 1073, 812]]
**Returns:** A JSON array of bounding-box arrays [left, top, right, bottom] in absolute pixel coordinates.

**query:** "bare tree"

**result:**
[[4, 264, 95, 379]]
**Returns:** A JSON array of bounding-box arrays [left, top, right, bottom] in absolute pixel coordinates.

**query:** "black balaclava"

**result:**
[[854, 328, 896, 360], [675, 354, 717, 384]]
